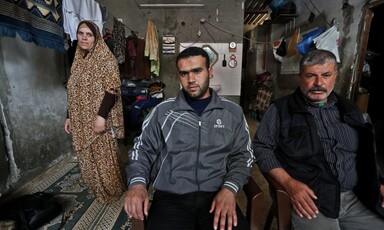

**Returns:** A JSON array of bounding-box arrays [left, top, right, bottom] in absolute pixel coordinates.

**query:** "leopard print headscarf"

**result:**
[[67, 20, 124, 151]]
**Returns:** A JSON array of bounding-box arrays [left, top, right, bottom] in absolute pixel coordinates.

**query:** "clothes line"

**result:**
[[106, 14, 136, 34], [97, 0, 142, 35]]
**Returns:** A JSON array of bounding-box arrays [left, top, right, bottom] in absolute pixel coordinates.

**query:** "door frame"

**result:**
[[351, 0, 384, 101]]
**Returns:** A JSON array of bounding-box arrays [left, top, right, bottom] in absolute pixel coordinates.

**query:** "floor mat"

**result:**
[[2, 158, 134, 230]]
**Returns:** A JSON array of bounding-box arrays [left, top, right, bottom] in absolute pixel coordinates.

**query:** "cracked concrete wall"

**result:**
[[0, 102, 11, 193], [0, 36, 73, 196]]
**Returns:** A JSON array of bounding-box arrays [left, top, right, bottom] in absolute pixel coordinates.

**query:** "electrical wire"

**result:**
[[133, 0, 149, 19], [202, 18, 247, 40], [201, 18, 272, 44], [110, 15, 134, 32], [97, 0, 145, 33], [177, 36, 202, 48], [299, 0, 312, 13], [307, 0, 332, 26], [202, 23, 217, 43]]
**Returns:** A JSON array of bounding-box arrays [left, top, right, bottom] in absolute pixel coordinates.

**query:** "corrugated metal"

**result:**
[[244, 0, 272, 25]]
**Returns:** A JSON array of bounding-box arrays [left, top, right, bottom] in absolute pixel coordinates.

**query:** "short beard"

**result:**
[[185, 83, 209, 100]]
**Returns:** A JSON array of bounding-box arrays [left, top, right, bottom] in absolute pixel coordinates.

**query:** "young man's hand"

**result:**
[[124, 184, 149, 220], [210, 188, 237, 230]]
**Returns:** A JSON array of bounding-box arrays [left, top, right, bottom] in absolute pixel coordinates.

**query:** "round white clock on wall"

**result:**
[[228, 59, 237, 68], [229, 42, 237, 49]]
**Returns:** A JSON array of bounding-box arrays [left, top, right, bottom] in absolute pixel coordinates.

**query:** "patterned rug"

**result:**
[[2, 157, 136, 230], [0, 0, 65, 52]]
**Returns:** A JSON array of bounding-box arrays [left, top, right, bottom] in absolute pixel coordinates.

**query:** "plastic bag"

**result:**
[[273, 38, 286, 62], [313, 25, 340, 62], [296, 27, 325, 56]]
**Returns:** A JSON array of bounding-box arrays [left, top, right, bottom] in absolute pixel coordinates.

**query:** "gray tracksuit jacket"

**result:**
[[126, 89, 254, 195]]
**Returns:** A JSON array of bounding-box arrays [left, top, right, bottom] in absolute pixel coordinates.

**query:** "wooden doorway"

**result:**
[[353, 1, 384, 118], [352, 0, 384, 167]]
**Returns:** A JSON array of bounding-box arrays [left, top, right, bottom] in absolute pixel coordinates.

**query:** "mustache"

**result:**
[[188, 83, 199, 88], [309, 86, 327, 92]]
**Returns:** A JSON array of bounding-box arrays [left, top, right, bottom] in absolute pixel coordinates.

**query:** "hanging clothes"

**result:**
[[103, 28, 114, 52], [144, 20, 160, 77], [112, 18, 126, 64], [62, 0, 103, 41], [126, 32, 138, 78], [127, 32, 138, 60], [248, 72, 273, 121], [123, 37, 151, 80]]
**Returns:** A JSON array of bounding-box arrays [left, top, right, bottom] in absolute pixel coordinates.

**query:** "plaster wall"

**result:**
[[0, 36, 72, 196]]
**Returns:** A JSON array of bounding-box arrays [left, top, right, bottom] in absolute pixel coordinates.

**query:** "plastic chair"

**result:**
[[263, 173, 291, 230], [131, 176, 264, 230]]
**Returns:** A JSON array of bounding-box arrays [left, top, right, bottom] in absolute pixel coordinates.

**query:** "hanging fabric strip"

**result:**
[[145, 20, 160, 77]]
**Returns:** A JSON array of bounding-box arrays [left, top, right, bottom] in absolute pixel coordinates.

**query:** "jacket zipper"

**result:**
[[196, 120, 201, 191]]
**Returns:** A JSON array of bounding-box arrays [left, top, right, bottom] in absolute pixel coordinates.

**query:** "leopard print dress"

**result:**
[[66, 21, 126, 204]]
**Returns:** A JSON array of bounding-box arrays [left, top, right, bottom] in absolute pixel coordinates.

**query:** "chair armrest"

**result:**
[[131, 217, 145, 230], [263, 173, 291, 230], [243, 177, 264, 230]]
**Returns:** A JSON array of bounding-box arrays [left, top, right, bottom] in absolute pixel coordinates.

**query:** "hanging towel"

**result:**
[[145, 20, 160, 77]]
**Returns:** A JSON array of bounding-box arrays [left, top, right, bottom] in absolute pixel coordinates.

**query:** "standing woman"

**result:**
[[64, 20, 126, 204]]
